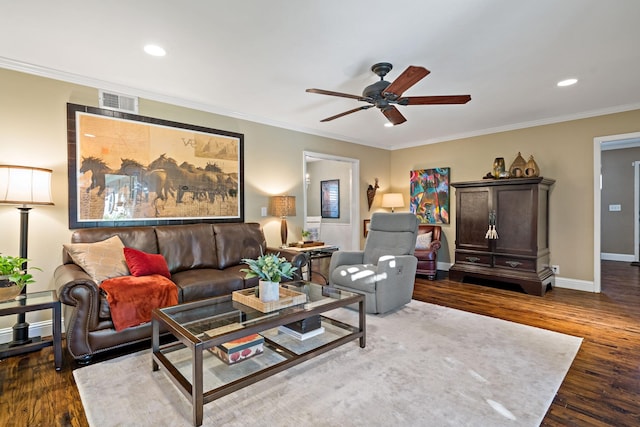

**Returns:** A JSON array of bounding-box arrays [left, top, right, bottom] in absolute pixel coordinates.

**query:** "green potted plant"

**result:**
[[240, 252, 297, 302], [0, 254, 41, 301], [301, 230, 312, 242]]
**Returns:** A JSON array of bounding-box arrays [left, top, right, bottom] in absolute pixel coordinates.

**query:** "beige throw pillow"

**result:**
[[415, 231, 433, 249], [64, 235, 130, 283]]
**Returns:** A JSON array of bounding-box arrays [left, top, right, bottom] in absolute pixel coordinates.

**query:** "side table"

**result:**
[[286, 245, 338, 283], [0, 290, 62, 371]]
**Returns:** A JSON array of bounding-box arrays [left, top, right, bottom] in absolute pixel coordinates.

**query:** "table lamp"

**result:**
[[381, 193, 404, 213], [269, 195, 296, 247], [0, 165, 54, 345]]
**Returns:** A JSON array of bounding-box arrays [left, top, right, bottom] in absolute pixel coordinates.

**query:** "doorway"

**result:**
[[303, 151, 359, 251], [593, 131, 640, 292]]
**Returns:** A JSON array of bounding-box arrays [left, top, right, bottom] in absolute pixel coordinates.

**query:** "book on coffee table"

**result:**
[[278, 325, 325, 341], [205, 332, 265, 365]]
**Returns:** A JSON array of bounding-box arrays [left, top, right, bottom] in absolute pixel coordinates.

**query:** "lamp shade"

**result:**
[[381, 193, 404, 209], [0, 165, 54, 206], [269, 195, 296, 217]]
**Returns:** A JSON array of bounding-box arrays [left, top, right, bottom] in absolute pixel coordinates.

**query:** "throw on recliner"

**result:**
[[328, 212, 419, 314]]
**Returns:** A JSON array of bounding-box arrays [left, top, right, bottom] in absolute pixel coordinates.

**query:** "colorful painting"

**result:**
[[409, 168, 450, 224]]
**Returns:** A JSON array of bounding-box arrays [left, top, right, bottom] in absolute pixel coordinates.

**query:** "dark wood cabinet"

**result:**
[[449, 177, 555, 296]]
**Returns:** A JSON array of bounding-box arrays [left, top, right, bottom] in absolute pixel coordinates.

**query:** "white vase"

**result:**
[[259, 280, 280, 302]]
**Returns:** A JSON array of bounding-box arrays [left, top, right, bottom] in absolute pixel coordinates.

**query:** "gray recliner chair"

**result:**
[[328, 212, 419, 314]]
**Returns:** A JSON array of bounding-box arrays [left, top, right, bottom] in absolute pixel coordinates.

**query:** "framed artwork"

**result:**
[[409, 167, 450, 224], [320, 179, 340, 218], [363, 219, 371, 237], [66, 103, 244, 228]]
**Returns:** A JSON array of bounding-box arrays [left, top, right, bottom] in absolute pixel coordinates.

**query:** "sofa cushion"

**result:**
[[155, 224, 217, 273], [124, 247, 171, 279], [171, 269, 244, 302], [65, 226, 159, 264], [63, 236, 130, 283], [214, 223, 266, 269]]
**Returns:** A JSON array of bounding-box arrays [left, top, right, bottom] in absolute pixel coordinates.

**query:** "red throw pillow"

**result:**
[[123, 247, 171, 279]]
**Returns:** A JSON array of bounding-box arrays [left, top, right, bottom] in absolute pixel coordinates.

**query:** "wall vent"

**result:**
[[99, 90, 139, 113]]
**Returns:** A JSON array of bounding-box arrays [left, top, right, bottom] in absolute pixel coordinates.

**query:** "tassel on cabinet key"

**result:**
[[486, 211, 499, 239]]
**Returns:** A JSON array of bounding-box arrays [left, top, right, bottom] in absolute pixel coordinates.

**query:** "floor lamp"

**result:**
[[269, 195, 296, 248], [0, 165, 54, 345], [381, 193, 405, 213]]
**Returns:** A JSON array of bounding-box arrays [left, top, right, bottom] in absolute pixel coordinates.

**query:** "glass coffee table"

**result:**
[[151, 281, 365, 427]]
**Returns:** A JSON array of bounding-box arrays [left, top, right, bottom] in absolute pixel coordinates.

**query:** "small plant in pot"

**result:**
[[240, 251, 297, 302], [0, 254, 41, 301]]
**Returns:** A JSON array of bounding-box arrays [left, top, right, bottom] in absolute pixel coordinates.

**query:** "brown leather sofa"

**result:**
[[54, 222, 306, 364], [414, 224, 442, 280]]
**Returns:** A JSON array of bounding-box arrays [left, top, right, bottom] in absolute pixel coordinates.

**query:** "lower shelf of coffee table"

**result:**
[[158, 317, 357, 393]]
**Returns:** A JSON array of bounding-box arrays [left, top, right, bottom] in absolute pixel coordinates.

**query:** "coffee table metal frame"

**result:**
[[151, 281, 365, 426]]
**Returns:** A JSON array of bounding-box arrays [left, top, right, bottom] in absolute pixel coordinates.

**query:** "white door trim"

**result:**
[[594, 131, 640, 293], [303, 151, 360, 250]]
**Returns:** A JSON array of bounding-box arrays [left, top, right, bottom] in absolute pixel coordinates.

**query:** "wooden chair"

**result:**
[[414, 225, 441, 280]]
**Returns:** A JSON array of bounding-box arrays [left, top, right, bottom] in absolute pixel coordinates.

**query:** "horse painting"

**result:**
[[149, 154, 221, 204], [117, 158, 173, 203], [79, 156, 114, 196]]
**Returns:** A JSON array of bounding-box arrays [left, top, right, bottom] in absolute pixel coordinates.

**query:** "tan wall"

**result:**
[[601, 147, 640, 255], [3, 65, 640, 328], [0, 68, 389, 329], [391, 110, 640, 282]]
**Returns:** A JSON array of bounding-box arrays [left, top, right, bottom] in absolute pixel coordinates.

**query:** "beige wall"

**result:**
[[601, 147, 640, 255], [391, 110, 640, 282], [0, 68, 389, 329], [3, 65, 640, 329]]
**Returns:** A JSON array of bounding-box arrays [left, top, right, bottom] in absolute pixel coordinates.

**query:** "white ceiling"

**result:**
[[2, 0, 640, 150]]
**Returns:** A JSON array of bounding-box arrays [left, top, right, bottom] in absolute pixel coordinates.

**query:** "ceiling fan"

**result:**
[[306, 62, 471, 126]]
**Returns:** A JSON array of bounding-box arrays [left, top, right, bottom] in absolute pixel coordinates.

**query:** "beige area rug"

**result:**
[[74, 300, 582, 427]]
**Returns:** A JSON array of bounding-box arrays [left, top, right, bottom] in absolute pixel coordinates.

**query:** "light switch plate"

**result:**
[[261, 207, 267, 217]]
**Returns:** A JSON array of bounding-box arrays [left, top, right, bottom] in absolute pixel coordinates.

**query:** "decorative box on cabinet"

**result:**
[[448, 177, 555, 296]]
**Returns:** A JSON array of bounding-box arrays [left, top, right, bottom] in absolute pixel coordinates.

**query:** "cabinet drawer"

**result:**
[[493, 256, 536, 272], [455, 252, 492, 266]]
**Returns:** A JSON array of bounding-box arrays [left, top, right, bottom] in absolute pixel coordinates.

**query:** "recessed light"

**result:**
[[384, 122, 394, 128], [144, 44, 166, 57], [557, 78, 578, 87]]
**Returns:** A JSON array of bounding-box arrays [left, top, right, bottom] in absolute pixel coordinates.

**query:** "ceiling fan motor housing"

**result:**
[[362, 80, 391, 100]]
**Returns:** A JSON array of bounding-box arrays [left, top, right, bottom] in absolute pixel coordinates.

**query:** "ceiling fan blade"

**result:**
[[306, 88, 366, 101], [400, 95, 472, 105], [320, 105, 374, 122], [382, 66, 430, 99], [381, 106, 407, 125]]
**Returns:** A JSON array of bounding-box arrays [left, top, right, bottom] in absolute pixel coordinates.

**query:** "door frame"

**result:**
[[593, 131, 640, 293], [303, 151, 360, 250]]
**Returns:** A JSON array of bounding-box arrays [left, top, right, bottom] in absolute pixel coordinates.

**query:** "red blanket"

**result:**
[[99, 274, 178, 331]]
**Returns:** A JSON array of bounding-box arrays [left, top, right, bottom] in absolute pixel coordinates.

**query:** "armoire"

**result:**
[[448, 177, 555, 296]]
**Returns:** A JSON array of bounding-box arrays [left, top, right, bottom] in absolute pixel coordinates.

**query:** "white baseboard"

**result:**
[[438, 261, 452, 271], [554, 277, 597, 292], [0, 319, 58, 344], [601, 252, 635, 262]]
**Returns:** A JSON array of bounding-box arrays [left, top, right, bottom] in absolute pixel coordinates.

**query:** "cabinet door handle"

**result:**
[[466, 256, 480, 263], [505, 261, 522, 268]]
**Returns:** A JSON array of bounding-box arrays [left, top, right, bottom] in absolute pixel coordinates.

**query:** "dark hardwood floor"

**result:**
[[1, 260, 639, 426]]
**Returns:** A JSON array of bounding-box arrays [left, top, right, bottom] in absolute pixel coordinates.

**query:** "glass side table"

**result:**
[[0, 290, 62, 371]]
